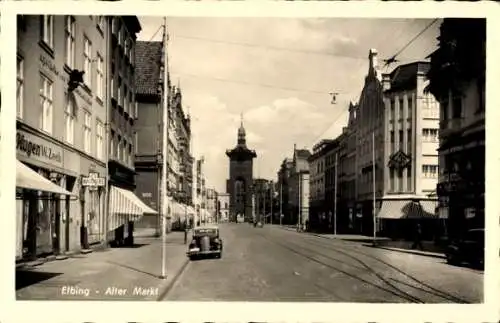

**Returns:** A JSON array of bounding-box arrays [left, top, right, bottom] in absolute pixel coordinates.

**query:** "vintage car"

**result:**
[[187, 225, 223, 260], [445, 228, 484, 268]]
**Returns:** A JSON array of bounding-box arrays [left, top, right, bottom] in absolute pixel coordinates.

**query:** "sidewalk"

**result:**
[[16, 232, 190, 301], [276, 225, 389, 243], [276, 225, 446, 259]]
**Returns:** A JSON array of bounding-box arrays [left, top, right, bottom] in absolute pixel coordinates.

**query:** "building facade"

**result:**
[[206, 188, 217, 223], [323, 139, 340, 232], [226, 118, 257, 222], [377, 61, 440, 239], [106, 16, 146, 246], [307, 139, 331, 231], [133, 40, 164, 234], [277, 158, 293, 224], [338, 102, 359, 233], [427, 18, 485, 240], [217, 192, 230, 222], [354, 49, 388, 235], [288, 146, 311, 227]]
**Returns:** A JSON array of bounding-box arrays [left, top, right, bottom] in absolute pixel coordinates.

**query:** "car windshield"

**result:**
[[194, 228, 218, 237]]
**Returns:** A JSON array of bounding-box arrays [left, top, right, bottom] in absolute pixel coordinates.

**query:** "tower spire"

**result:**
[[240, 112, 244, 127]]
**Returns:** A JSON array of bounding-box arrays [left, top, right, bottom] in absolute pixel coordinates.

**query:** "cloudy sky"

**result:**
[[137, 17, 441, 193]]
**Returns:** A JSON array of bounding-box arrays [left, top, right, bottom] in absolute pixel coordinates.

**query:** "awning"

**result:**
[[16, 160, 73, 196], [108, 186, 158, 231], [378, 199, 438, 220]]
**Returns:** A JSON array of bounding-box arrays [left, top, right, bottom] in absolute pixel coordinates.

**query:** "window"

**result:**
[[96, 121, 104, 160], [65, 16, 76, 68], [83, 37, 92, 87], [399, 130, 403, 148], [40, 15, 54, 48], [39, 74, 53, 133], [407, 129, 412, 155], [17, 56, 24, 118], [110, 131, 115, 158], [398, 169, 404, 192], [407, 165, 412, 192], [134, 132, 138, 153], [117, 137, 122, 160], [64, 93, 75, 144], [390, 131, 395, 152], [423, 128, 438, 142], [390, 99, 395, 121], [123, 140, 128, 164], [128, 144, 133, 166], [452, 92, 462, 119], [422, 165, 438, 178], [407, 97, 413, 120], [389, 168, 395, 192], [84, 112, 92, 154], [399, 98, 404, 119], [96, 54, 104, 100]]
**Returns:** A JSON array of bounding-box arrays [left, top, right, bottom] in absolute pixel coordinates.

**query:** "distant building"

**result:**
[[277, 158, 293, 224], [226, 116, 257, 222], [426, 18, 485, 240], [307, 139, 332, 231], [206, 188, 218, 223], [217, 192, 230, 222], [288, 145, 311, 226], [323, 138, 341, 232]]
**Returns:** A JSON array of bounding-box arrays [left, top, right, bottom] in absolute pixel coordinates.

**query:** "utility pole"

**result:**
[[298, 172, 302, 231], [372, 131, 377, 245], [263, 182, 266, 224], [270, 180, 273, 225], [334, 151, 338, 236], [160, 16, 169, 280], [279, 181, 283, 226]]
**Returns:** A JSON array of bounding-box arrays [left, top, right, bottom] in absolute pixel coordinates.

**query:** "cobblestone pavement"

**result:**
[[16, 232, 190, 301], [163, 223, 483, 303]]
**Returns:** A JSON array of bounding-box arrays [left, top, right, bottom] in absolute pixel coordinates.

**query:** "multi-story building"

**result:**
[[277, 158, 293, 224], [217, 192, 230, 222], [133, 40, 164, 234], [106, 16, 150, 246], [426, 18, 485, 240], [16, 15, 115, 260], [307, 139, 331, 231], [206, 188, 217, 223], [338, 102, 359, 232], [193, 157, 208, 225], [354, 49, 386, 235], [288, 145, 311, 227], [377, 61, 440, 239], [323, 138, 340, 232], [172, 86, 193, 206]]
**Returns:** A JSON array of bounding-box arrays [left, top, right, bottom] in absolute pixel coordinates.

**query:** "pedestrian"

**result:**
[[412, 222, 423, 250]]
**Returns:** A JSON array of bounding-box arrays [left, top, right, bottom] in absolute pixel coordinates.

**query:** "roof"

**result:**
[[295, 149, 311, 159], [385, 61, 430, 93], [135, 41, 163, 96], [194, 224, 219, 231]]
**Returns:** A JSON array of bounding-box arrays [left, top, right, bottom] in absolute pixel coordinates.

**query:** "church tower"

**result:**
[[226, 114, 257, 222]]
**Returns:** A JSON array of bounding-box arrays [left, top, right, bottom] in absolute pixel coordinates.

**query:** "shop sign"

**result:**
[[16, 130, 63, 166], [82, 172, 106, 187]]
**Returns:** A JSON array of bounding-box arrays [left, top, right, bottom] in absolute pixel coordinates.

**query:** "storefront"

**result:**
[[16, 128, 77, 260], [107, 160, 157, 246]]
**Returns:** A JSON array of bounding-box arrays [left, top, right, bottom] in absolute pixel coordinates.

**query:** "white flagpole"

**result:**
[[372, 131, 377, 244], [161, 17, 169, 279]]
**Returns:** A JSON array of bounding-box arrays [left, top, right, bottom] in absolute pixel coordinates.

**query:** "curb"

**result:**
[[156, 258, 190, 301], [367, 244, 446, 260]]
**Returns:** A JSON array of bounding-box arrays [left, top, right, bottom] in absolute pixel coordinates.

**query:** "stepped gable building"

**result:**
[[226, 115, 257, 222]]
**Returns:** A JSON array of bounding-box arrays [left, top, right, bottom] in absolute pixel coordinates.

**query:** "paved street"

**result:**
[[163, 223, 483, 303]]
